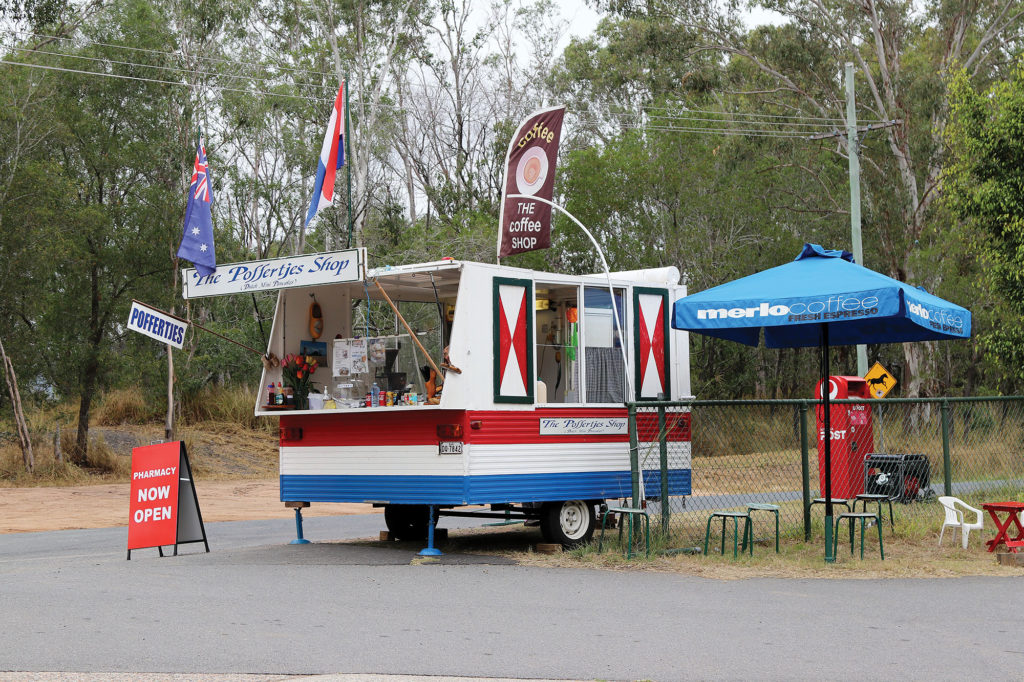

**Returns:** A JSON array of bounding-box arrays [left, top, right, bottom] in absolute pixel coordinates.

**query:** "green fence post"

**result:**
[[628, 403, 640, 509], [941, 400, 952, 497], [800, 402, 811, 542], [658, 404, 669, 535]]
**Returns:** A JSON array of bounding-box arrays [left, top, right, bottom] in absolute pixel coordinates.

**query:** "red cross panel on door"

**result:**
[[634, 287, 671, 400], [493, 277, 534, 403]]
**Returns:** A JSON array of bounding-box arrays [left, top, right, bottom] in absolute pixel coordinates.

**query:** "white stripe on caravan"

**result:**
[[280, 445, 462, 477], [280, 441, 691, 477], [470, 441, 691, 476]]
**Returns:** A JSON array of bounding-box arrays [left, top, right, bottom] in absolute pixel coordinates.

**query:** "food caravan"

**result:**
[[235, 250, 692, 546]]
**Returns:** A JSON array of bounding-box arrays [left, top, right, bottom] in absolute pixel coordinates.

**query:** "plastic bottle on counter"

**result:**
[[371, 382, 381, 408], [275, 382, 284, 405], [267, 384, 275, 405]]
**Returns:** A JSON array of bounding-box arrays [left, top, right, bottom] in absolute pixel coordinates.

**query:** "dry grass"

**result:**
[[371, 518, 1023, 579], [94, 387, 158, 425], [1, 385, 278, 486]]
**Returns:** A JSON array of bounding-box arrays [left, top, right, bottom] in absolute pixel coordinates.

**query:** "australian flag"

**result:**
[[177, 137, 216, 276]]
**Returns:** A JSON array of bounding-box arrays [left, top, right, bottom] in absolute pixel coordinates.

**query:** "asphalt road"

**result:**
[[2, 515, 1023, 681]]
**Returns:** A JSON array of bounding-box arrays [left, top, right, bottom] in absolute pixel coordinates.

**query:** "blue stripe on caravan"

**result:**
[[281, 469, 692, 505], [280, 474, 466, 505], [642, 469, 692, 497]]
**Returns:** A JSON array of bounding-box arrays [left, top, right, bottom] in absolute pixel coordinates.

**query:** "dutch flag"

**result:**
[[305, 82, 347, 227]]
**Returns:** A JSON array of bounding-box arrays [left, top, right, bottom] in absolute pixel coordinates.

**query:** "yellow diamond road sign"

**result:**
[[865, 361, 896, 399]]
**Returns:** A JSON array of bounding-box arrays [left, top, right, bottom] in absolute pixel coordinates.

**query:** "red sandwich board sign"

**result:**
[[127, 441, 209, 559]]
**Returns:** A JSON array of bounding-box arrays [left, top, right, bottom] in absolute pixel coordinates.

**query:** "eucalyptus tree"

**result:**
[[944, 63, 1024, 392], [590, 0, 1024, 396]]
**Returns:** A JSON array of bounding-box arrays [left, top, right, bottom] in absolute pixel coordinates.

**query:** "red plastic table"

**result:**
[[982, 502, 1024, 553]]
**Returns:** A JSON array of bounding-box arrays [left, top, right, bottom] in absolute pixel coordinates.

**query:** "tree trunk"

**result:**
[[0, 336, 33, 472], [73, 352, 99, 466]]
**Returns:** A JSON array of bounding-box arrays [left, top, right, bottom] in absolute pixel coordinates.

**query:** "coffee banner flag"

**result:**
[[496, 106, 565, 259]]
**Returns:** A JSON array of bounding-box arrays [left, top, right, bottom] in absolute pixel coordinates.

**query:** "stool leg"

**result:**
[[877, 513, 885, 560], [638, 512, 647, 557], [744, 516, 753, 557], [848, 517, 855, 555], [887, 500, 895, 533], [859, 517, 866, 559], [721, 517, 726, 556], [704, 516, 713, 556], [598, 511, 608, 554], [774, 510, 780, 553], [622, 509, 630, 557], [832, 517, 840, 558], [732, 517, 739, 558]]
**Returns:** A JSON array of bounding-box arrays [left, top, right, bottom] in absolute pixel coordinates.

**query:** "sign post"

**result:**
[[127, 441, 209, 560]]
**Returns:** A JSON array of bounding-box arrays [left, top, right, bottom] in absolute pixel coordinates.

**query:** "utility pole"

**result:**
[[846, 62, 868, 377]]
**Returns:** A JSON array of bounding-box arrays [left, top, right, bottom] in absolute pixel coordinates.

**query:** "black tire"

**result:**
[[384, 504, 434, 541], [540, 500, 596, 548]]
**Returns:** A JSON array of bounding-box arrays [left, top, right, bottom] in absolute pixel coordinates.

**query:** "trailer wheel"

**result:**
[[540, 500, 595, 548], [384, 504, 435, 541]]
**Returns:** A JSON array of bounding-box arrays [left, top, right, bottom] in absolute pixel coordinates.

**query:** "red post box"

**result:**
[[815, 376, 874, 499]]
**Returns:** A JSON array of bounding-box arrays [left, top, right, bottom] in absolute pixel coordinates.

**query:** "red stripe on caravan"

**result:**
[[466, 408, 630, 445], [280, 410, 469, 447], [280, 408, 692, 447], [635, 411, 690, 442]]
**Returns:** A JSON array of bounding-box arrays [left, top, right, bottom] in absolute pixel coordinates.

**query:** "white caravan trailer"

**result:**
[[250, 255, 692, 546]]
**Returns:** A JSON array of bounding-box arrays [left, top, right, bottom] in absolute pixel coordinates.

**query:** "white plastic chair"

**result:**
[[937, 496, 984, 549]]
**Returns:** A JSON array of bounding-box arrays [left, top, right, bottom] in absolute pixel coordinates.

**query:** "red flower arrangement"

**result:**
[[283, 353, 318, 409]]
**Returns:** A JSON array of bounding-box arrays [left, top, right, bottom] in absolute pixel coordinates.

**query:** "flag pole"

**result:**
[[345, 78, 354, 248]]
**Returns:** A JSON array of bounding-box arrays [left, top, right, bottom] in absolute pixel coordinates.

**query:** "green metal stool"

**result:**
[[598, 506, 650, 559], [853, 493, 895, 533], [704, 511, 752, 558], [746, 503, 781, 553], [810, 497, 852, 513], [833, 512, 884, 560]]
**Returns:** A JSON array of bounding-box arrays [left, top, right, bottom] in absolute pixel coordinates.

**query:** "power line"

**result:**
[[0, 59, 842, 139], [12, 30, 890, 127], [10, 29, 340, 80], [1, 42, 336, 93], [0, 58, 326, 102]]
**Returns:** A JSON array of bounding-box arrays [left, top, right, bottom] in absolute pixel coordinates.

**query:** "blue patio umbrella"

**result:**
[[672, 243, 971, 561]]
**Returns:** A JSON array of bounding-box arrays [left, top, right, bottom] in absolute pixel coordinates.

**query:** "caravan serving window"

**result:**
[[534, 283, 627, 405], [583, 286, 626, 403]]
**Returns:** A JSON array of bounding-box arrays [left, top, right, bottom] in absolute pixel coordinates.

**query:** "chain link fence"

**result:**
[[625, 397, 1024, 553]]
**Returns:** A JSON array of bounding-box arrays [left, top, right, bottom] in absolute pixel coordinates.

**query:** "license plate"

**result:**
[[439, 441, 463, 455]]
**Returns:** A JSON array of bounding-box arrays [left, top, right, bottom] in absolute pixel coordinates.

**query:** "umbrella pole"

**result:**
[[822, 324, 835, 563]]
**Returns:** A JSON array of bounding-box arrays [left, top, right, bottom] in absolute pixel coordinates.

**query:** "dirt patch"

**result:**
[[0, 479, 379, 534]]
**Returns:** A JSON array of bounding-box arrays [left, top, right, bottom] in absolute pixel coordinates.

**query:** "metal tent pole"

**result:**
[[822, 324, 835, 563]]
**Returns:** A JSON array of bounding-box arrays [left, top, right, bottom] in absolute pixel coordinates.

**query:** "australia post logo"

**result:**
[[907, 302, 965, 334], [696, 296, 880, 323]]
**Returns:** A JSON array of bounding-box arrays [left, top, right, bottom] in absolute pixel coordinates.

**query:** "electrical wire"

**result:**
[[0, 56, 855, 138], [10, 29, 340, 79], [11, 30, 889, 126], [0, 58, 327, 102], [0, 42, 336, 92]]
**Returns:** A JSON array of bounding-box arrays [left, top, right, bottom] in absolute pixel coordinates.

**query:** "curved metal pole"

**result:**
[[505, 194, 634, 401]]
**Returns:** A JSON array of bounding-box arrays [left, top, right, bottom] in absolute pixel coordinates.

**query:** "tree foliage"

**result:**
[[944, 62, 1024, 389]]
